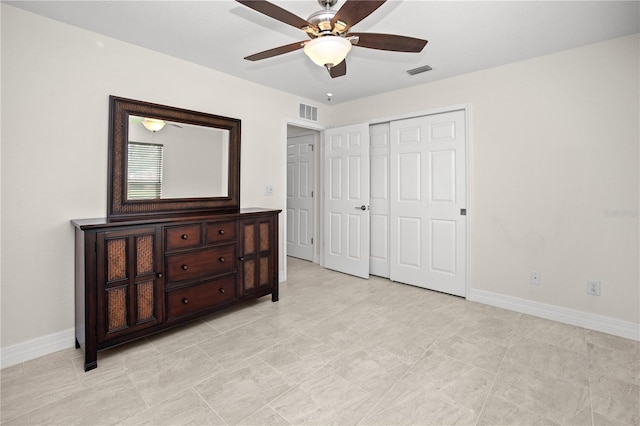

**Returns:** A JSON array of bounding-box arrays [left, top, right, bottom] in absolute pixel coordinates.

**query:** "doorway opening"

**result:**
[[286, 125, 320, 263]]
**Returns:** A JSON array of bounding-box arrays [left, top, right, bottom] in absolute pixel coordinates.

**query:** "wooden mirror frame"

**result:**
[[108, 96, 240, 220]]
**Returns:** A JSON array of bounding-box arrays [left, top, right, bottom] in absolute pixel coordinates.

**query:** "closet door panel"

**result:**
[[323, 124, 370, 279], [390, 110, 467, 297]]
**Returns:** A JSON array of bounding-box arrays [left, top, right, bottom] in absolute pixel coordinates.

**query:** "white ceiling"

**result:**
[[6, 1, 639, 105]]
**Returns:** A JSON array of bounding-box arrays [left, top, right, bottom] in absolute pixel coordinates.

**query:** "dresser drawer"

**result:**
[[165, 244, 236, 283], [166, 275, 236, 320], [206, 221, 236, 244], [165, 224, 202, 251]]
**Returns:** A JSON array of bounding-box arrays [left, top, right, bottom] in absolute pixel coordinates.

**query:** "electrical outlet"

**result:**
[[530, 271, 541, 285], [265, 185, 273, 196], [587, 280, 601, 296]]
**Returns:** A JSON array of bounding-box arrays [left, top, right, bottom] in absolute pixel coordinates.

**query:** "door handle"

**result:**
[[355, 205, 367, 211]]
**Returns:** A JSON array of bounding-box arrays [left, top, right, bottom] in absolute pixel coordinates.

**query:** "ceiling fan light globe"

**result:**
[[304, 36, 351, 68], [142, 118, 166, 132]]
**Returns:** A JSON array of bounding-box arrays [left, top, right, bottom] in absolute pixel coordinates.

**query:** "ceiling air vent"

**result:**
[[407, 65, 433, 76], [299, 103, 318, 121]]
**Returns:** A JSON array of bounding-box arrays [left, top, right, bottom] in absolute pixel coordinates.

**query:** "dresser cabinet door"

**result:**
[[239, 217, 275, 296], [96, 227, 162, 342]]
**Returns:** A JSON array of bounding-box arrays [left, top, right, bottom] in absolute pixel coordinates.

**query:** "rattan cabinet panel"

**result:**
[[96, 227, 163, 343], [239, 215, 278, 298]]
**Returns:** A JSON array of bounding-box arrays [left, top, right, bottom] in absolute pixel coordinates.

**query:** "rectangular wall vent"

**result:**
[[299, 103, 318, 121], [407, 65, 433, 76]]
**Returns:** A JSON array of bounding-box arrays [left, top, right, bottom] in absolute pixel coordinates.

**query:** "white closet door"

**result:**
[[323, 123, 370, 278], [390, 110, 467, 297], [369, 123, 390, 278], [287, 134, 315, 261]]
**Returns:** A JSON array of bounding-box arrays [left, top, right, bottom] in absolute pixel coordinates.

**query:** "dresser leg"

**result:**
[[84, 350, 97, 371]]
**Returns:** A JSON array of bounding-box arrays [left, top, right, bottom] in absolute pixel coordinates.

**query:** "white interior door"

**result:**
[[287, 134, 315, 261], [390, 110, 467, 297], [369, 123, 390, 278], [323, 123, 370, 278]]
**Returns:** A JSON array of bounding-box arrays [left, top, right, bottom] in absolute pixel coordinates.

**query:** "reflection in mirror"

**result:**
[[127, 115, 229, 200]]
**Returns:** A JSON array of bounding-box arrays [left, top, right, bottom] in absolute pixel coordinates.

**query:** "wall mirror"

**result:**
[[108, 96, 240, 220]]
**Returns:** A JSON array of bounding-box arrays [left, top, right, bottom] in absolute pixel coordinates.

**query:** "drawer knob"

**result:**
[[219, 257, 225, 262], [181, 234, 189, 240], [239, 256, 245, 262], [219, 288, 226, 294], [156, 273, 163, 278], [181, 264, 188, 270], [219, 229, 225, 235], [182, 298, 189, 304]]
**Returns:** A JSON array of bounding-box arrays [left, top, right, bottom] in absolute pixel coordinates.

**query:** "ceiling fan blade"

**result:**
[[236, 0, 317, 32], [349, 32, 427, 52], [329, 59, 347, 78], [332, 0, 386, 30], [244, 41, 305, 61]]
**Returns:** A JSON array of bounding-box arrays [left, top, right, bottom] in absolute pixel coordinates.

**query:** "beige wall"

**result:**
[[0, 5, 329, 348], [328, 34, 640, 325]]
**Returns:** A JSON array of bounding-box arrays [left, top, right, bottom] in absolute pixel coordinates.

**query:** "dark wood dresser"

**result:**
[[72, 208, 280, 371]]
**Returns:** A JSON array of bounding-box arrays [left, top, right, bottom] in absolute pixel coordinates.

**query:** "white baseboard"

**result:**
[[1, 328, 75, 369], [469, 289, 640, 341]]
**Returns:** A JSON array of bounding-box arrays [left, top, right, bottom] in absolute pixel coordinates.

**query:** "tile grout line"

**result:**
[[354, 339, 438, 426], [191, 385, 231, 426], [585, 326, 596, 426], [472, 316, 515, 426], [265, 403, 294, 425]]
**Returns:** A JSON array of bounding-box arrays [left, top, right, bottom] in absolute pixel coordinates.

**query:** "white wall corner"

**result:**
[[1, 328, 76, 369], [469, 289, 640, 342]]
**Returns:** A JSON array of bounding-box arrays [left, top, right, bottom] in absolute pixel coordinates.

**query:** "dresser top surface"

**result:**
[[72, 208, 281, 230]]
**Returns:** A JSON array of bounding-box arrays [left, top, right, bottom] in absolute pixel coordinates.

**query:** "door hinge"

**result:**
[[310, 144, 314, 151], [311, 237, 314, 244], [460, 208, 467, 216], [311, 191, 314, 198]]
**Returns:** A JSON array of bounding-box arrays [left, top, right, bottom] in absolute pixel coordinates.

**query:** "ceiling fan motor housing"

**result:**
[[306, 8, 347, 36], [308, 9, 335, 33]]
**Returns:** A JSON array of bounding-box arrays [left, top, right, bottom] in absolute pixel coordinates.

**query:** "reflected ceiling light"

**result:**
[[142, 118, 166, 132], [303, 36, 351, 68]]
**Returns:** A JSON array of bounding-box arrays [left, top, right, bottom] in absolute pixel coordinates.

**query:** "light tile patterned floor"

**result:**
[[2, 257, 639, 425]]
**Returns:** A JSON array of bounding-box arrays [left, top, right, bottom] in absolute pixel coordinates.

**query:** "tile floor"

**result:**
[[1, 257, 638, 425]]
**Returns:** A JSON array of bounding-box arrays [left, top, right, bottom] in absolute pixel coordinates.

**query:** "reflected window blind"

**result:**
[[127, 142, 164, 200]]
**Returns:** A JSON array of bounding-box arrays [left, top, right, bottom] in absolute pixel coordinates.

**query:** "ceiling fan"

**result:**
[[237, 0, 428, 78]]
